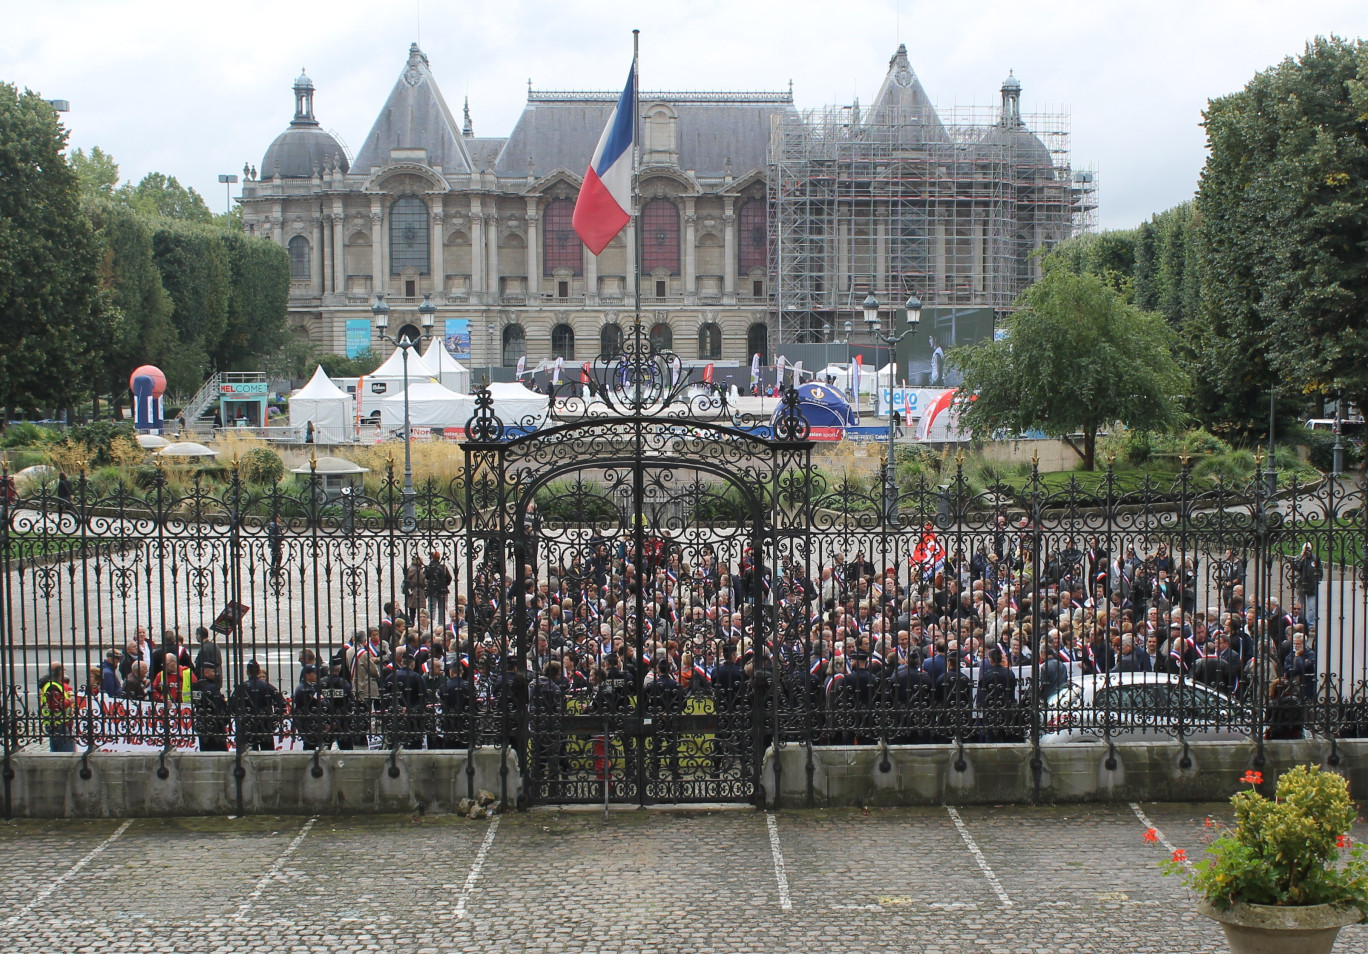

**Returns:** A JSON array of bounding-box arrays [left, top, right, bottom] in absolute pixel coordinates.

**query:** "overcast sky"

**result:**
[[4, 0, 1366, 231]]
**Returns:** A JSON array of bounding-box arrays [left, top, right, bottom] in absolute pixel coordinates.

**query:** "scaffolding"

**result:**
[[769, 90, 1097, 344]]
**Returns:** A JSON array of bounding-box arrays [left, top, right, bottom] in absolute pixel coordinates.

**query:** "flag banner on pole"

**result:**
[[553, 355, 564, 385], [703, 363, 714, 384], [775, 355, 786, 389], [750, 353, 761, 387], [581, 361, 591, 384], [516, 355, 526, 378], [792, 360, 803, 388], [670, 355, 682, 386], [852, 354, 863, 399], [573, 65, 635, 255]]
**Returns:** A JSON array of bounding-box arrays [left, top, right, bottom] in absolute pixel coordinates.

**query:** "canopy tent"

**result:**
[[289, 366, 354, 443], [379, 381, 475, 432], [919, 388, 972, 442], [421, 338, 471, 394], [770, 382, 858, 430], [357, 346, 437, 418], [814, 362, 878, 397], [487, 382, 548, 428]]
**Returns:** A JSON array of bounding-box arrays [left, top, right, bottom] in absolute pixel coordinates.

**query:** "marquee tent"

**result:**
[[379, 381, 475, 432], [357, 347, 437, 418], [289, 366, 354, 442], [421, 338, 471, 393], [487, 382, 548, 427]]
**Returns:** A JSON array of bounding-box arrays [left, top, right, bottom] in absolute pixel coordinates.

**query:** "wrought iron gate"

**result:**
[[461, 330, 812, 805]]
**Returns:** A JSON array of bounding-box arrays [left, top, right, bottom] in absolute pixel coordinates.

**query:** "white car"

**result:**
[[1038, 671, 1251, 745]]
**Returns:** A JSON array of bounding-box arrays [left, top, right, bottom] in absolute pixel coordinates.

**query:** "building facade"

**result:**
[[240, 43, 1090, 377]]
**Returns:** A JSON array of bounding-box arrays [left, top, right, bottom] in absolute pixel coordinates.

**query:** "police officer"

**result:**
[[710, 642, 748, 769], [292, 665, 326, 750], [528, 660, 566, 785], [316, 661, 355, 751], [644, 659, 685, 784], [232, 660, 285, 751], [384, 653, 429, 750], [191, 661, 230, 752], [438, 656, 471, 750]]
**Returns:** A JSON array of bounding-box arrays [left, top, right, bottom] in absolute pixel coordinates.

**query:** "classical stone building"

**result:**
[[240, 42, 1088, 378], [241, 43, 789, 375]]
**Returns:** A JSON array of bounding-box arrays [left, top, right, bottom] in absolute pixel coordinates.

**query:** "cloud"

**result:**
[[3, 0, 1366, 229]]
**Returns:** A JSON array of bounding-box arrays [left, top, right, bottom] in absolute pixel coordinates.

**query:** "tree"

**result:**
[[119, 172, 214, 223], [0, 83, 104, 412], [69, 146, 120, 199], [948, 268, 1189, 470], [1198, 36, 1368, 423], [217, 231, 289, 371], [151, 223, 230, 391], [318, 349, 381, 379]]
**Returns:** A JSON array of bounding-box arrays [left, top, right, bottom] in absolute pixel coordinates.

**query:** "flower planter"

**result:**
[[1196, 899, 1361, 954]]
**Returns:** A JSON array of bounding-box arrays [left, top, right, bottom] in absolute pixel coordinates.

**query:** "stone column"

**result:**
[[469, 199, 485, 298], [722, 198, 737, 299], [431, 206, 446, 298], [683, 198, 697, 297], [585, 239, 598, 304], [331, 201, 344, 294], [485, 212, 499, 303], [370, 206, 384, 299], [312, 214, 325, 297], [525, 198, 540, 298]]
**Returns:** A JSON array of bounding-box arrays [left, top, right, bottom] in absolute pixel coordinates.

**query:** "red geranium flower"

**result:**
[[1338, 834, 1351, 850], [1172, 849, 1187, 863], [1241, 770, 1263, 786], [1204, 816, 1213, 828], [1143, 828, 1158, 843]]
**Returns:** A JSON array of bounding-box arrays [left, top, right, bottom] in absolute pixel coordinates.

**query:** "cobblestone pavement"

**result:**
[[2, 803, 1366, 953]]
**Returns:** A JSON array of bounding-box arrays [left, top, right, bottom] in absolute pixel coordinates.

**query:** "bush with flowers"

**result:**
[[1160, 765, 1368, 917]]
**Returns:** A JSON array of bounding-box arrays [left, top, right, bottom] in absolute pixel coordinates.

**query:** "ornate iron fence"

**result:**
[[3, 389, 1367, 812]]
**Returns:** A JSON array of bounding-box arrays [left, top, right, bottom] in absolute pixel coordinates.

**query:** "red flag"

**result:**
[[581, 361, 591, 384], [703, 363, 714, 384]]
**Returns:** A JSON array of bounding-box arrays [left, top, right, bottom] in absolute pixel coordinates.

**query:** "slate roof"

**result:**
[[353, 44, 472, 176]]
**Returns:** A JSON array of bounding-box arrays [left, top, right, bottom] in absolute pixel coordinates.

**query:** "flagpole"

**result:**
[[631, 28, 642, 366]]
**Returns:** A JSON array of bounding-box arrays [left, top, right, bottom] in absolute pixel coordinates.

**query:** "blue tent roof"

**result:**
[[771, 382, 858, 429]]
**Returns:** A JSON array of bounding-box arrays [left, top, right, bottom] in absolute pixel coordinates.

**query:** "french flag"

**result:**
[[573, 65, 636, 255]]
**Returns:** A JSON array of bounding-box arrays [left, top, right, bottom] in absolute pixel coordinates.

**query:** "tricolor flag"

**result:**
[[515, 355, 526, 379], [852, 354, 863, 400], [750, 353, 761, 388], [572, 65, 636, 255]]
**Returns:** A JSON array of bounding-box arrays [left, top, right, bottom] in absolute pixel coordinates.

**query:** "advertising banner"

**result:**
[[345, 319, 372, 359], [876, 387, 948, 419], [444, 318, 471, 360]]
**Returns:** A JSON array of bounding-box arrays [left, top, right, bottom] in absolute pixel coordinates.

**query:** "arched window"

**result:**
[[599, 323, 623, 359], [747, 322, 768, 366], [288, 235, 311, 281], [697, 322, 722, 360], [502, 324, 526, 367], [551, 323, 575, 360], [389, 196, 430, 275], [738, 200, 767, 272], [543, 199, 582, 276], [650, 322, 673, 352], [641, 198, 680, 274]]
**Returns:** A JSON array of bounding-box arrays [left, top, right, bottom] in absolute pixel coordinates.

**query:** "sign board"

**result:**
[[345, 318, 372, 358], [444, 318, 471, 360], [876, 387, 947, 418], [210, 601, 250, 636], [370, 382, 388, 394], [219, 382, 268, 396]]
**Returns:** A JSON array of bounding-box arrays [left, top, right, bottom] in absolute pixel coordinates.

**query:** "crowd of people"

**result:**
[[33, 519, 1331, 755]]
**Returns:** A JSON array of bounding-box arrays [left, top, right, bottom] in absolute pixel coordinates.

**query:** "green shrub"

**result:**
[[0, 422, 59, 449], [61, 421, 137, 466], [239, 447, 284, 485], [1178, 428, 1232, 458]]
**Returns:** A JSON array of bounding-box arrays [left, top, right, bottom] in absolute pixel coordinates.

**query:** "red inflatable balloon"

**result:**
[[129, 365, 167, 397]]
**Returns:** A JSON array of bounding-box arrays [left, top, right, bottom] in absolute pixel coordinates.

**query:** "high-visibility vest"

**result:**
[[38, 678, 74, 730]]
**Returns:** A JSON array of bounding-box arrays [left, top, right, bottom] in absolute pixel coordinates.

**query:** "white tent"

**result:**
[[421, 338, 471, 393], [289, 366, 354, 442], [379, 381, 475, 432], [487, 382, 548, 427], [815, 363, 878, 397], [357, 347, 437, 418]]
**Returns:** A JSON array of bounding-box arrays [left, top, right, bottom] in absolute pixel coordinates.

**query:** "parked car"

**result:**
[[1039, 671, 1251, 744]]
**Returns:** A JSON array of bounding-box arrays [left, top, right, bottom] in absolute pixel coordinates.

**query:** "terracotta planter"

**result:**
[[1196, 899, 1361, 954]]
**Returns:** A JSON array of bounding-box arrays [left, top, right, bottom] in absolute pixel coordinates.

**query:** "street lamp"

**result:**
[[487, 322, 497, 385], [373, 292, 436, 531], [217, 174, 239, 217], [865, 293, 922, 524]]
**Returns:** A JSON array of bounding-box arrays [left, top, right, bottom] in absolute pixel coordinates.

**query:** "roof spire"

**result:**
[[292, 69, 318, 127], [463, 95, 473, 137]]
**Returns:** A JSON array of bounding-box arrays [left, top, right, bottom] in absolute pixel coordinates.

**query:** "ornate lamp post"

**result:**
[[373, 292, 436, 530], [864, 293, 922, 524]]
